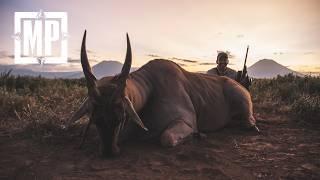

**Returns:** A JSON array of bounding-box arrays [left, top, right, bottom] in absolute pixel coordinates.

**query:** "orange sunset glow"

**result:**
[[0, 0, 319, 75]]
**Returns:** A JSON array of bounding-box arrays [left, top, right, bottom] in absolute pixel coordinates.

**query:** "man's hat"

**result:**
[[216, 52, 229, 64]]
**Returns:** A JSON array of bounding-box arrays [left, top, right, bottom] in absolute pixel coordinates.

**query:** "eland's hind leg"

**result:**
[[247, 115, 260, 132], [235, 97, 260, 132], [226, 80, 259, 132]]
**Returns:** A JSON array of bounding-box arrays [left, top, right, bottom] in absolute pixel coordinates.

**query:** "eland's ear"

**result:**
[[69, 97, 91, 122], [81, 30, 100, 97], [118, 33, 132, 83]]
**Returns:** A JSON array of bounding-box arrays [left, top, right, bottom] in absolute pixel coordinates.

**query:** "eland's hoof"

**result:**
[[249, 125, 260, 133], [193, 132, 207, 139]]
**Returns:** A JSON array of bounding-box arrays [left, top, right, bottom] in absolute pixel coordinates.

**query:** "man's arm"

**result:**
[[207, 68, 218, 75]]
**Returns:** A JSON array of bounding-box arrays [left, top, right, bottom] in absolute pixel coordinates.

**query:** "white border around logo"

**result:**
[[14, 11, 68, 64]]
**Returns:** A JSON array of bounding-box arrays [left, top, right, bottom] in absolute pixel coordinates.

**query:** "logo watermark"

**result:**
[[14, 10, 68, 64]]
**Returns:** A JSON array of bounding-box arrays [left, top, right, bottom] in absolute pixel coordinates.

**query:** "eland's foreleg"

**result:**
[[160, 120, 194, 147]]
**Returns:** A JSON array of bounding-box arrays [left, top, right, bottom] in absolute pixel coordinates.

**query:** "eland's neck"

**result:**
[[125, 68, 153, 112]]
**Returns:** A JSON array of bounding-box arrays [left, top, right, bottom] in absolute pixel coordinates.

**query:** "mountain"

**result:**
[[248, 59, 304, 78], [0, 64, 76, 78], [0, 59, 305, 79], [67, 60, 137, 79], [0, 60, 138, 79]]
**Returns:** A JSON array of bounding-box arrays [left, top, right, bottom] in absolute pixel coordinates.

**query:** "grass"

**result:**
[[251, 74, 320, 124], [0, 72, 319, 139], [0, 73, 87, 139]]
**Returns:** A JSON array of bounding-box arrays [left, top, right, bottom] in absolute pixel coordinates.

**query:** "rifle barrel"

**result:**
[[244, 45, 249, 69], [240, 46, 249, 79]]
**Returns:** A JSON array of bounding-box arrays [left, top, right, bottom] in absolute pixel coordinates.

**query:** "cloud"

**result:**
[[0, 51, 14, 64], [198, 61, 235, 66], [198, 62, 215, 65], [236, 34, 244, 38], [0, 51, 7, 58], [273, 52, 284, 55], [147, 54, 161, 58], [86, 49, 95, 54], [74, 49, 102, 61], [68, 57, 80, 63], [0, 51, 13, 59], [90, 59, 101, 63], [303, 52, 314, 55], [217, 50, 236, 59], [68, 57, 99, 64], [176, 63, 187, 67], [76, 49, 95, 54], [273, 51, 315, 56], [170, 57, 198, 63]]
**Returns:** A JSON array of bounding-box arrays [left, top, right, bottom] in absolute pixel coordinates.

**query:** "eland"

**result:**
[[70, 31, 259, 156]]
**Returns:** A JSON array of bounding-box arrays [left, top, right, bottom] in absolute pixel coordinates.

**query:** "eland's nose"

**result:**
[[100, 145, 121, 157]]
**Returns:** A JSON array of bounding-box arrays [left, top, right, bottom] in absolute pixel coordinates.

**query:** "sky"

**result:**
[[0, 0, 319, 73]]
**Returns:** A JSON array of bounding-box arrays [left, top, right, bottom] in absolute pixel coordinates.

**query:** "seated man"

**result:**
[[207, 52, 237, 80], [207, 52, 251, 91]]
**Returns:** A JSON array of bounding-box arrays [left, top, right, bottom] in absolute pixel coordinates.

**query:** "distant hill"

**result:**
[[67, 60, 137, 79], [0, 60, 137, 79], [0, 59, 305, 79], [248, 59, 303, 78], [0, 64, 76, 78]]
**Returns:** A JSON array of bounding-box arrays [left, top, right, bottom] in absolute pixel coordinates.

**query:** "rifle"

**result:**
[[241, 45, 249, 80], [236, 45, 251, 91]]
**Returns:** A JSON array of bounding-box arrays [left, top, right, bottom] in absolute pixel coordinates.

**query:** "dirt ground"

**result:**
[[0, 108, 319, 180]]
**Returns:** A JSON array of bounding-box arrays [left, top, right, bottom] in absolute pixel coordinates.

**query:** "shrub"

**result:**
[[0, 75, 87, 137], [251, 75, 320, 124], [291, 95, 320, 125]]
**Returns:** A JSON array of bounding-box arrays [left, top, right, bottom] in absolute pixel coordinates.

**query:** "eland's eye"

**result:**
[[115, 102, 123, 109]]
